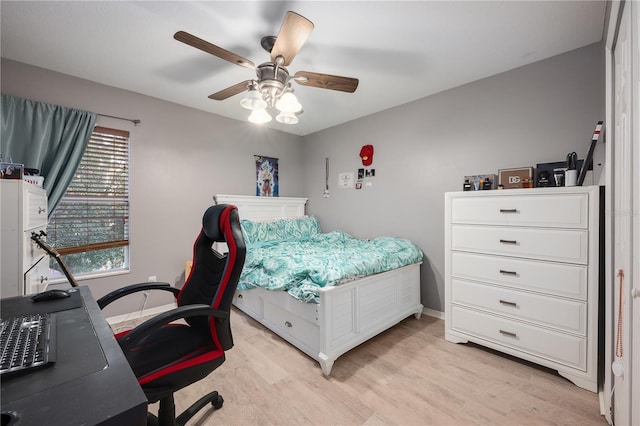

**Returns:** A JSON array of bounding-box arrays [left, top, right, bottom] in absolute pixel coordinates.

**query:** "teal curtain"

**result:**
[[1, 95, 96, 216]]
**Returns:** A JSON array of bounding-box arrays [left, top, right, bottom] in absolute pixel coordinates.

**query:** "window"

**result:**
[[48, 126, 130, 278]]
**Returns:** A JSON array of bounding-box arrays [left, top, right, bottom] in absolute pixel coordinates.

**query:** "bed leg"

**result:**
[[318, 353, 334, 376], [414, 306, 423, 320]]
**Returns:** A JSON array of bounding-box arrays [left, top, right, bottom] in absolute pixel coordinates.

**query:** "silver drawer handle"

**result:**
[[499, 269, 518, 276], [499, 329, 517, 338], [499, 299, 517, 307], [499, 239, 518, 245], [284, 321, 292, 328], [499, 208, 518, 213], [38, 207, 45, 214]]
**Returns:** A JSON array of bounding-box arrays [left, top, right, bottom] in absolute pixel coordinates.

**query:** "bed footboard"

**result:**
[[317, 263, 422, 374]]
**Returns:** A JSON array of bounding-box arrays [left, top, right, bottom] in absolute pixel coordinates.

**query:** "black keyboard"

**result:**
[[0, 313, 56, 376]]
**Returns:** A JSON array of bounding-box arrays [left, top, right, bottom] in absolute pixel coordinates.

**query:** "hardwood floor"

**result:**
[[129, 308, 606, 425]]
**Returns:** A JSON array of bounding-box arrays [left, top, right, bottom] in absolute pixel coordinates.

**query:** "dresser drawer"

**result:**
[[451, 279, 586, 335], [24, 188, 48, 230], [451, 306, 586, 370], [450, 193, 588, 228], [25, 260, 50, 295], [450, 252, 587, 300], [451, 225, 588, 264]]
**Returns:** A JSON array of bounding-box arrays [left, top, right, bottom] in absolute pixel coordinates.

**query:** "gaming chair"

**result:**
[[97, 204, 246, 426]]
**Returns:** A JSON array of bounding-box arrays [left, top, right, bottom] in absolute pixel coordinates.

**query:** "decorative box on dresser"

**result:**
[[444, 186, 603, 392], [1, 180, 50, 297]]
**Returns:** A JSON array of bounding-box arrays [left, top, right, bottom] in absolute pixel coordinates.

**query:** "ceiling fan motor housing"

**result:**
[[256, 62, 290, 106]]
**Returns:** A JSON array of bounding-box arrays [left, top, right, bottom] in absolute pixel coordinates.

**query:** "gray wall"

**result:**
[[1, 58, 305, 317], [1, 41, 604, 316], [302, 42, 605, 313]]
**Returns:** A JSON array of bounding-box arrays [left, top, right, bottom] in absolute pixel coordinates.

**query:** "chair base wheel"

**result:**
[[147, 391, 224, 426], [211, 394, 224, 410]]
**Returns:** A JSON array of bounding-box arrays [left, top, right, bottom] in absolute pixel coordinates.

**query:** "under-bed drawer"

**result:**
[[263, 300, 320, 353], [450, 306, 586, 370], [233, 290, 263, 318]]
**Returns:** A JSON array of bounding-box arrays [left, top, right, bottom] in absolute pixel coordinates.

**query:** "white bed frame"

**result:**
[[214, 194, 423, 375]]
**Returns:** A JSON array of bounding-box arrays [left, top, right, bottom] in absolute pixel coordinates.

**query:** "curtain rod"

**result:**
[[97, 113, 141, 126]]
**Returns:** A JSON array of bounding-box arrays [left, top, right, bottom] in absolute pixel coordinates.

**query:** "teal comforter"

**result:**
[[238, 230, 423, 303]]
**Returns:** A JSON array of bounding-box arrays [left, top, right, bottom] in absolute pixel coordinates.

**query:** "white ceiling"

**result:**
[[1, 1, 606, 136]]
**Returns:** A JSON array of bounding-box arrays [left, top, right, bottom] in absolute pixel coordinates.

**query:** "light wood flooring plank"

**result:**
[[127, 308, 606, 425]]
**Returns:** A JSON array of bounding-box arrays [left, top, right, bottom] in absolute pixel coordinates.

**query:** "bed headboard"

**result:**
[[213, 194, 308, 221]]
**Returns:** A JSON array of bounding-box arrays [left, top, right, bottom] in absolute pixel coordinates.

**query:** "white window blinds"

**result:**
[[48, 126, 129, 255]]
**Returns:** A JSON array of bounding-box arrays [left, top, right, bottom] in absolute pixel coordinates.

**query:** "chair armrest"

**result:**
[[118, 304, 229, 352], [97, 282, 180, 309]]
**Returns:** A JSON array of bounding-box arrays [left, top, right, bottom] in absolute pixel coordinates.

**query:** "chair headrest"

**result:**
[[202, 205, 225, 242]]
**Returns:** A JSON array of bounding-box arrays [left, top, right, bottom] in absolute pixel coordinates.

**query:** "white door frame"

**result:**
[[630, 2, 639, 425], [604, 1, 639, 425]]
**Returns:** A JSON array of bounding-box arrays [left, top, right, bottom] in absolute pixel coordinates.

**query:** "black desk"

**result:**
[[1, 286, 147, 425]]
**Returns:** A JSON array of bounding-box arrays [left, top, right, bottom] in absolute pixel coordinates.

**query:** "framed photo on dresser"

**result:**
[[498, 167, 533, 189]]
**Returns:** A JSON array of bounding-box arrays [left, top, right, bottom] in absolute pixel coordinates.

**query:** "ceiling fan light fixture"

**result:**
[[240, 85, 267, 110], [275, 90, 302, 113], [276, 111, 299, 125], [248, 108, 272, 124]]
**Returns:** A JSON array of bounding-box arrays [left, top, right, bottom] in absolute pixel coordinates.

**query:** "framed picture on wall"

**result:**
[[255, 155, 279, 197]]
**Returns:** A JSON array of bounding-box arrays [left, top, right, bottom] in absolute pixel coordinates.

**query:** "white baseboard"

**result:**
[[106, 303, 175, 325], [422, 307, 444, 320]]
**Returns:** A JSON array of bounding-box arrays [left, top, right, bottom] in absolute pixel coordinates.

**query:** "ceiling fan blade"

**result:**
[[208, 80, 252, 100], [294, 71, 359, 93], [270, 11, 314, 66], [174, 31, 255, 69]]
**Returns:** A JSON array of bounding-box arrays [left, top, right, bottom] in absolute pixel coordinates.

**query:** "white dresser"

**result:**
[[444, 186, 602, 392], [1, 180, 50, 297]]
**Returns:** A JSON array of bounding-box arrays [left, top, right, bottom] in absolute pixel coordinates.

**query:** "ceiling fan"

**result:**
[[174, 11, 359, 124]]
